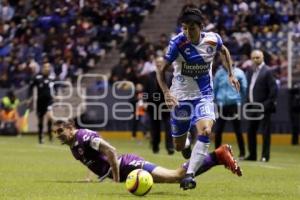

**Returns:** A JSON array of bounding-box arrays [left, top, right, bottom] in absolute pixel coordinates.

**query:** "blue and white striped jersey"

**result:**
[[164, 31, 223, 100]]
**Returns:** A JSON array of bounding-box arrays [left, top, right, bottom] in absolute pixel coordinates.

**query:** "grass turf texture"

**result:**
[[0, 135, 299, 200]]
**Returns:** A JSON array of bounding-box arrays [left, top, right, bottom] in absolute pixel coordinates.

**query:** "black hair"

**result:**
[[54, 119, 75, 128], [179, 7, 204, 28]]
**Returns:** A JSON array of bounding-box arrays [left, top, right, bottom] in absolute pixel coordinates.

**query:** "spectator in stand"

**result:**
[[139, 54, 156, 76], [154, 33, 169, 54], [109, 57, 129, 84], [0, 0, 14, 22], [0, 0, 157, 88]]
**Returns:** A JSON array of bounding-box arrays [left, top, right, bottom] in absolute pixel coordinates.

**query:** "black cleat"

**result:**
[[167, 149, 175, 155], [181, 146, 192, 159], [180, 174, 196, 190]]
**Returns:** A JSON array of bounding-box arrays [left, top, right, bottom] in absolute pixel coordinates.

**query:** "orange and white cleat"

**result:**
[[215, 144, 242, 177]]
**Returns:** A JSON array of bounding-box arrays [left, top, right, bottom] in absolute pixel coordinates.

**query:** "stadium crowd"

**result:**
[[1, 0, 299, 89], [0, 0, 158, 88], [110, 0, 300, 88]]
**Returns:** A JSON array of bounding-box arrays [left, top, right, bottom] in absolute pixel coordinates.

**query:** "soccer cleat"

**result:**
[[181, 132, 192, 159], [181, 146, 192, 159], [180, 174, 196, 190], [215, 144, 242, 177]]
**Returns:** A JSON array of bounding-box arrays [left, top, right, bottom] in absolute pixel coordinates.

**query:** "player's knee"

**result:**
[[201, 126, 212, 136]]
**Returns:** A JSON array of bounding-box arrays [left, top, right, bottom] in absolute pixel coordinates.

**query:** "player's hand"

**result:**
[[164, 91, 179, 109], [84, 177, 92, 183], [228, 75, 240, 92], [75, 177, 93, 183]]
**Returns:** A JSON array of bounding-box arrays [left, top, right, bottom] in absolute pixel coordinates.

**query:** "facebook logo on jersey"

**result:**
[[181, 62, 210, 77]]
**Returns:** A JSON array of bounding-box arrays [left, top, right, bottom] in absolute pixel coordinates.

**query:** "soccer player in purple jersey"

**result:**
[[156, 7, 241, 189], [53, 119, 242, 184]]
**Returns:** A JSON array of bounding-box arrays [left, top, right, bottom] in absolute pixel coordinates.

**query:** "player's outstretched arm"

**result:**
[[156, 58, 178, 109], [96, 138, 120, 182], [219, 45, 240, 92], [151, 166, 185, 183]]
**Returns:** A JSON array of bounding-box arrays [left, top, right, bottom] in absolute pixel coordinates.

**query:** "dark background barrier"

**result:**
[[0, 86, 296, 134], [82, 86, 294, 133]]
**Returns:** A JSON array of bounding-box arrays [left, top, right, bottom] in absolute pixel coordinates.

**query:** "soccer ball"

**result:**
[[125, 169, 153, 196]]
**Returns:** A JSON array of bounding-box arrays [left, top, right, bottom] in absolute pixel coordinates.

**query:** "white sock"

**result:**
[[186, 140, 210, 176], [184, 136, 191, 148], [184, 131, 191, 148]]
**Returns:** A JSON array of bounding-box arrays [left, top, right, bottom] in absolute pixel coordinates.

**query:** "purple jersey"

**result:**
[[71, 129, 111, 180], [71, 129, 157, 182]]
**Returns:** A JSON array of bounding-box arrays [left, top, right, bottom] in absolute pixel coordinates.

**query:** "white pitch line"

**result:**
[[36, 144, 68, 151], [242, 162, 284, 170], [258, 165, 284, 170]]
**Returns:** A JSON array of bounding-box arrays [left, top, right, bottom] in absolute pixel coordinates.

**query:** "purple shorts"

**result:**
[[118, 154, 157, 182]]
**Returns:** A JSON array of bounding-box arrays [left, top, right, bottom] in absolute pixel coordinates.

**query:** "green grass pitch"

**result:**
[[0, 135, 299, 200]]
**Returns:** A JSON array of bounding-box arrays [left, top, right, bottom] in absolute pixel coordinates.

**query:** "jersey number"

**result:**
[[128, 160, 143, 167], [200, 105, 211, 115], [83, 134, 91, 142]]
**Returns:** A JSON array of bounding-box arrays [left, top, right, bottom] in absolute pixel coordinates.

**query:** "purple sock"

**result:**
[[195, 152, 218, 176], [182, 152, 218, 176]]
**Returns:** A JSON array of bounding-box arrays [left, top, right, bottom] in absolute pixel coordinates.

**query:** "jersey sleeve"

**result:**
[[90, 137, 102, 151], [81, 130, 102, 151], [80, 130, 100, 146], [164, 39, 179, 63]]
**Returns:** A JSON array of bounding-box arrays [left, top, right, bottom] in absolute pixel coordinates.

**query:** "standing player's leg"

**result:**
[[170, 102, 192, 152], [150, 145, 242, 183], [180, 99, 215, 190], [180, 119, 213, 189], [37, 112, 45, 144], [37, 99, 48, 144], [46, 110, 53, 142]]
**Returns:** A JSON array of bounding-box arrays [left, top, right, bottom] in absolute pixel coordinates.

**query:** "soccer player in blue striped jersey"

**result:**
[[156, 8, 241, 190]]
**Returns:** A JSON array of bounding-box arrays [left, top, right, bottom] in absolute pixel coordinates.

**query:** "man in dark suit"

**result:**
[[245, 50, 278, 162]]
